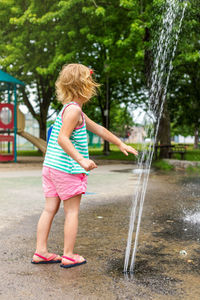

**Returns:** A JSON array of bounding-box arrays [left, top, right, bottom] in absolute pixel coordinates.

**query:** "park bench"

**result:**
[[154, 144, 186, 160], [168, 145, 186, 160]]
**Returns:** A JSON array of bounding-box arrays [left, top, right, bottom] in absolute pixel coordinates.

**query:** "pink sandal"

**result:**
[[60, 255, 87, 269], [31, 253, 62, 264]]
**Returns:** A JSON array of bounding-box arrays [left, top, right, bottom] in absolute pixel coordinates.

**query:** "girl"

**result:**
[[31, 63, 138, 268]]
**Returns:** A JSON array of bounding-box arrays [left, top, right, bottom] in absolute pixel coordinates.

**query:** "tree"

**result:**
[[168, 0, 200, 148], [49, 0, 146, 153], [2, 0, 198, 154], [0, 0, 146, 146], [0, 0, 74, 140], [147, 1, 178, 152], [140, 0, 200, 156]]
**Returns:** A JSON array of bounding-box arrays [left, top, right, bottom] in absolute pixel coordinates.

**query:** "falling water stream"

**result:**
[[124, 0, 188, 274]]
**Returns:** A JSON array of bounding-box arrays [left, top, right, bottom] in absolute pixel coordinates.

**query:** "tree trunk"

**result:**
[[103, 75, 110, 155], [144, 27, 152, 89], [38, 101, 49, 141], [194, 128, 199, 149], [103, 109, 110, 155], [157, 101, 171, 158], [39, 120, 47, 140], [22, 81, 52, 142]]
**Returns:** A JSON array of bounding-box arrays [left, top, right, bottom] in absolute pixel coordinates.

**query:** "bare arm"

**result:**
[[58, 106, 97, 171], [84, 113, 138, 156]]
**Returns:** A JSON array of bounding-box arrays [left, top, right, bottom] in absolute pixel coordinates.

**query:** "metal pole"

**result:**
[[104, 74, 109, 155], [8, 84, 11, 103], [8, 84, 11, 153], [14, 85, 17, 162]]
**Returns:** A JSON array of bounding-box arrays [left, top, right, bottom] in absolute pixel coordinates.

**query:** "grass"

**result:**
[[89, 144, 138, 161], [16, 144, 139, 160], [152, 159, 174, 171], [186, 165, 200, 174], [17, 150, 43, 156], [16, 143, 200, 163], [172, 149, 200, 161], [152, 143, 200, 161]]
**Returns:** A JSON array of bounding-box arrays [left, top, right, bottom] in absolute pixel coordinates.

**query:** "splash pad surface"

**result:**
[[0, 164, 200, 299]]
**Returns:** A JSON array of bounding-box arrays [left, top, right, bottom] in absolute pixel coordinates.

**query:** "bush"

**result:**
[[152, 159, 174, 171]]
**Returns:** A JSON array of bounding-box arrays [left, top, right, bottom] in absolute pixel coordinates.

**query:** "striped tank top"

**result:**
[[43, 102, 89, 175]]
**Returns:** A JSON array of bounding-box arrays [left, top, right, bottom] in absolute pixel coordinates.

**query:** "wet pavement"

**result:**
[[0, 162, 200, 299]]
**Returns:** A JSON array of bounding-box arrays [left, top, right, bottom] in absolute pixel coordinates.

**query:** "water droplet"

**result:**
[[180, 250, 187, 256]]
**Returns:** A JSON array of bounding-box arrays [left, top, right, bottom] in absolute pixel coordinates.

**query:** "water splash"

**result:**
[[124, 0, 188, 274], [184, 211, 200, 225]]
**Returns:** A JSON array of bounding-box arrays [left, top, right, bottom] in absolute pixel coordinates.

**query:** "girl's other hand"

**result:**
[[79, 158, 97, 171], [118, 142, 138, 156]]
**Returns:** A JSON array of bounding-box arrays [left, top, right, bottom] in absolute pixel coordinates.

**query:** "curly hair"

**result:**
[[55, 63, 100, 104]]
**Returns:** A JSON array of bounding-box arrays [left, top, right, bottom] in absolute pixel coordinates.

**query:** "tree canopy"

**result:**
[[168, 0, 200, 147], [0, 0, 199, 149]]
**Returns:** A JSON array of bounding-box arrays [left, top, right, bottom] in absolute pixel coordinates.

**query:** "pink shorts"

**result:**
[[42, 166, 88, 201]]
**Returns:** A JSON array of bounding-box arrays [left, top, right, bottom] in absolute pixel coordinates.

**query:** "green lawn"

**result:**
[[89, 143, 200, 162], [17, 143, 200, 162], [154, 144, 200, 161], [17, 150, 43, 156], [89, 143, 139, 161], [171, 149, 200, 161]]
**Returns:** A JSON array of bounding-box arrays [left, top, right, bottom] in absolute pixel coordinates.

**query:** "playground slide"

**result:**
[[18, 131, 47, 154], [17, 107, 47, 154]]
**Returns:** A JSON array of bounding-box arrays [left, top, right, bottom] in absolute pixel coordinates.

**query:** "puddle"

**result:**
[[153, 214, 200, 242], [85, 192, 97, 195], [179, 176, 200, 198], [110, 168, 153, 174], [106, 257, 181, 297], [110, 168, 134, 173]]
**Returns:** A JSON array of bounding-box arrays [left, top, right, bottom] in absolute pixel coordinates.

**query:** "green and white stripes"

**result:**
[[43, 102, 89, 175]]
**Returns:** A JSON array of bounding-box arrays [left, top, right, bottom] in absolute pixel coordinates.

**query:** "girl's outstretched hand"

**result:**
[[79, 158, 97, 172], [118, 142, 138, 157]]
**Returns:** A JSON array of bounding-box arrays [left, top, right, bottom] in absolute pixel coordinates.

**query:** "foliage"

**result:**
[[152, 159, 174, 171], [168, 0, 200, 142], [0, 0, 148, 142], [0, 0, 199, 150], [186, 165, 200, 174], [0, 0, 61, 139]]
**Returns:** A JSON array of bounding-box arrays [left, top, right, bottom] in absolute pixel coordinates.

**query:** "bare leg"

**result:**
[[62, 194, 85, 265], [32, 196, 61, 262]]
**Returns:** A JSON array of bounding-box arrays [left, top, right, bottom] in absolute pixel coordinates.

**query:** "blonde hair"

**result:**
[[55, 63, 100, 104]]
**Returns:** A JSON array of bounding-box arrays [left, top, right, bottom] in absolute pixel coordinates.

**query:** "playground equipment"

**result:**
[[0, 70, 47, 162], [87, 130, 101, 148], [17, 108, 47, 154]]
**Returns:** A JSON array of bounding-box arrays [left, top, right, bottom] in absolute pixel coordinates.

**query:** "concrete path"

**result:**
[[0, 163, 136, 231]]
